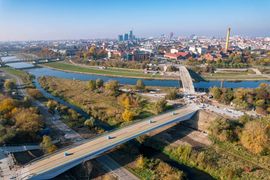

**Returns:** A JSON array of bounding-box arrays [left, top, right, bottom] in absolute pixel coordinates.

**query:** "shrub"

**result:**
[[4, 79, 15, 91], [165, 88, 178, 100], [40, 135, 57, 153], [136, 79, 145, 90]]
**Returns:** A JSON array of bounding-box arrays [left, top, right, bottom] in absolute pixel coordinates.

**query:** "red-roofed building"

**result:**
[[164, 52, 191, 60], [204, 53, 215, 61]]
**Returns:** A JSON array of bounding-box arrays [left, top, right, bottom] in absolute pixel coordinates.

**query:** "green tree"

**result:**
[[210, 87, 222, 100], [136, 79, 145, 90], [96, 79, 104, 88], [88, 80, 96, 91], [154, 98, 167, 114], [221, 88, 234, 104], [208, 118, 235, 142]]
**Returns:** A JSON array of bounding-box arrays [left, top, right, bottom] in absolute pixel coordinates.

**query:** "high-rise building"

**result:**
[[169, 32, 174, 40], [225, 27, 231, 52], [129, 30, 133, 40], [118, 35, 123, 41], [124, 33, 129, 41]]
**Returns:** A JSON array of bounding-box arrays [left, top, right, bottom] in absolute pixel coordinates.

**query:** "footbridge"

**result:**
[[178, 65, 195, 94], [18, 105, 198, 180]]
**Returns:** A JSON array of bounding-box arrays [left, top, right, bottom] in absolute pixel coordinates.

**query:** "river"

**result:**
[[26, 67, 270, 89]]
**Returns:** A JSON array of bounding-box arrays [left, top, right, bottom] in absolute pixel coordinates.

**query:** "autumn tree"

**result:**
[[118, 93, 131, 109], [105, 80, 120, 96], [46, 100, 58, 111], [84, 117, 95, 128], [135, 155, 146, 169], [240, 120, 270, 154], [4, 79, 15, 91], [14, 108, 43, 137], [27, 88, 43, 99], [0, 98, 17, 115], [122, 109, 135, 122], [40, 135, 57, 153], [88, 46, 97, 59]]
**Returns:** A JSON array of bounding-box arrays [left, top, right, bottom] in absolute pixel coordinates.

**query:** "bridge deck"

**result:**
[[179, 66, 195, 94], [19, 105, 197, 179]]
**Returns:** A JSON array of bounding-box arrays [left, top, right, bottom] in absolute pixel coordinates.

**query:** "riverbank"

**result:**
[[202, 72, 269, 81], [41, 62, 179, 80], [41, 61, 270, 81]]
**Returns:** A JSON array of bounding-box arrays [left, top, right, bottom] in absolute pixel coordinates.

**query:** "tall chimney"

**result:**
[[225, 27, 231, 52]]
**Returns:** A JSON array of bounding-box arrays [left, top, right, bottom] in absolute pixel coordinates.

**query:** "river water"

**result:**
[[26, 67, 270, 89]]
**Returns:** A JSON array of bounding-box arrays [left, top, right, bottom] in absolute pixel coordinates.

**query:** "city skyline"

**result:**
[[0, 0, 270, 41]]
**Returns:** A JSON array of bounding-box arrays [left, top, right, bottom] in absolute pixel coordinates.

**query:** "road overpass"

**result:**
[[179, 65, 195, 94], [18, 105, 198, 180]]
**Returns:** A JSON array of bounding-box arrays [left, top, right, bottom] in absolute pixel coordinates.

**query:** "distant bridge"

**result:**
[[0, 56, 60, 65], [18, 105, 197, 180], [179, 65, 195, 94]]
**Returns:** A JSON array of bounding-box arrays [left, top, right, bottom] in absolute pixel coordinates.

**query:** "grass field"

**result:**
[[0, 67, 34, 86], [38, 76, 155, 126], [42, 62, 169, 79], [202, 72, 269, 81]]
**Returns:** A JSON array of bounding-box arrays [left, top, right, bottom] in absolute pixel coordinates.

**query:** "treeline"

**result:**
[[0, 96, 44, 144], [209, 115, 270, 155], [76, 46, 107, 60], [133, 155, 186, 180], [74, 58, 150, 69], [23, 47, 61, 59], [210, 83, 270, 115]]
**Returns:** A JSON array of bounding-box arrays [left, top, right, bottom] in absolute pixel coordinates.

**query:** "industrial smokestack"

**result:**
[[225, 27, 231, 52]]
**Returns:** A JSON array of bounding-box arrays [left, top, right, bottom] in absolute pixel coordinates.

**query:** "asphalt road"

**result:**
[[19, 105, 196, 179]]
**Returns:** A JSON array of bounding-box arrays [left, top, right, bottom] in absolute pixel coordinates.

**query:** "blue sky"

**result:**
[[0, 0, 269, 41]]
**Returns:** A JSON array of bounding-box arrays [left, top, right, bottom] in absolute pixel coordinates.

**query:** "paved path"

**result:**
[[19, 105, 197, 179]]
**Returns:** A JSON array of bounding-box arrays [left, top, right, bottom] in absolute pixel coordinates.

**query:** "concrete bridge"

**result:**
[[18, 105, 198, 180], [0, 56, 59, 65], [0, 145, 41, 153], [179, 65, 195, 94]]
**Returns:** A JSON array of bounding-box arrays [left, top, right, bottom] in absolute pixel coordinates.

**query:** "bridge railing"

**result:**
[[24, 104, 189, 166]]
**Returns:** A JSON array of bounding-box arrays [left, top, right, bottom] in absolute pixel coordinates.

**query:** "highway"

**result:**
[[19, 105, 197, 180]]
